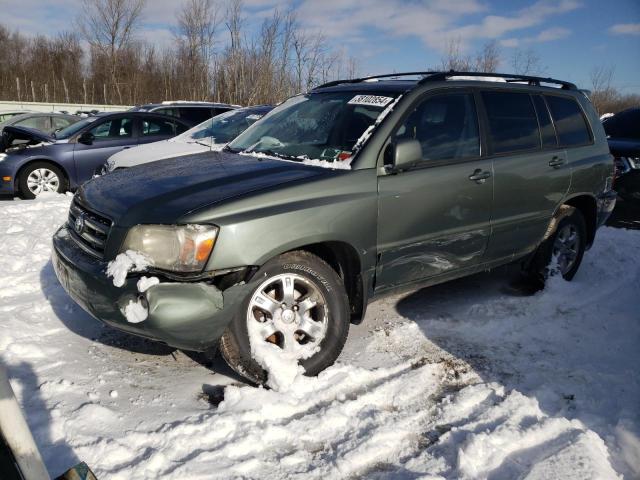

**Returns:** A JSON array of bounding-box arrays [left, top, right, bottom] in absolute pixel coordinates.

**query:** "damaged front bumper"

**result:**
[[52, 225, 253, 351]]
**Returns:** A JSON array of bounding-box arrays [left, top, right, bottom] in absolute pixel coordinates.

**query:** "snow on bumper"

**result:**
[[52, 225, 244, 351]]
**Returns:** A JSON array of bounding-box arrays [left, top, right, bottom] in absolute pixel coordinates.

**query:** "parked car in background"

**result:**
[[0, 112, 80, 135], [0, 112, 190, 198], [129, 101, 239, 127], [105, 105, 274, 172], [0, 110, 34, 122], [52, 71, 615, 386], [603, 107, 640, 203]]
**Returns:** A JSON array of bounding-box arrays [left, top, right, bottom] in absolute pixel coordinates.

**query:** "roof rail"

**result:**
[[313, 70, 577, 91], [313, 71, 441, 90], [419, 70, 577, 90]]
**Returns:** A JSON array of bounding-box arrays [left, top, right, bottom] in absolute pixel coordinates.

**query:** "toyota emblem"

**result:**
[[74, 213, 85, 235]]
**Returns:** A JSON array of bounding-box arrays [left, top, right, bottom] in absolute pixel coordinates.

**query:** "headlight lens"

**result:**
[[121, 225, 218, 273]]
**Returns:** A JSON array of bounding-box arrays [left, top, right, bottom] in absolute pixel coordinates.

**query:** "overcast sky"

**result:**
[[1, 0, 639, 93]]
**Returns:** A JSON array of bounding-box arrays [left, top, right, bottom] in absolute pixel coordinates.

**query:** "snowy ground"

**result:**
[[1, 193, 639, 479]]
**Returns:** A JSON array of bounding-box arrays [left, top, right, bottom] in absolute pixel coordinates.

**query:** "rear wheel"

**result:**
[[526, 207, 587, 281], [18, 162, 67, 199], [219, 251, 350, 386]]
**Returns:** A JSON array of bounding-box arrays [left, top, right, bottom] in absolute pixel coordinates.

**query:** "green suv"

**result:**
[[52, 71, 616, 384]]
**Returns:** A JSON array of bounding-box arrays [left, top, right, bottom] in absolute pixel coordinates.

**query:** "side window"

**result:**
[[179, 107, 213, 124], [142, 117, 176, 136], [212, 107, 232, 117], [545, 95, 592, 146], [482, 91, 540, 154], [89, 118, 133, 139], [175, 122, 189, 134], [393, 93, 480, 162], [155, 108, 179, 118], [16, 116, 50, 131], [52, 116, 74, 130], [532, 95, 558, 148]]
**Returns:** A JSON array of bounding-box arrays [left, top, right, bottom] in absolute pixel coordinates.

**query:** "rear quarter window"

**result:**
[[179, 107, 213, 124], [482, 91, 541, 154], [545, 95, 592, 147]]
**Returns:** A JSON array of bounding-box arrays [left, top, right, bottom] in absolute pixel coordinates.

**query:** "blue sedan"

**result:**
[[0, 112, 190, 198]]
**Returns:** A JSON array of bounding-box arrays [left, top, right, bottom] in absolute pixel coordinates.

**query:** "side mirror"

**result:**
[[78, 132, 94, 145], [386, 139, 422, 172]]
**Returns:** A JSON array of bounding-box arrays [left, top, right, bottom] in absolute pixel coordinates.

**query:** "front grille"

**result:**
[[67, 200, 112, 258]]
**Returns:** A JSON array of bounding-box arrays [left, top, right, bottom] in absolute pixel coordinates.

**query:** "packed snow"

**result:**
[[1, 193, 638, 479], [106, 250, 152, 287]]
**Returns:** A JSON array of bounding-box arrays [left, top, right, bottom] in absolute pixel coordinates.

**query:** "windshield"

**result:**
[[174, 108, 270, 146], [54, 117, 99, 139], [228, 92, 399, 163]]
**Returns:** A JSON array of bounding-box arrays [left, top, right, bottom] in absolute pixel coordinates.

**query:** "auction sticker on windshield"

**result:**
[[347, 95, 394, 107]]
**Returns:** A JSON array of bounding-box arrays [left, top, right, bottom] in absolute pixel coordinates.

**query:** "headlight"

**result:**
[[121, 225, 218, 273]]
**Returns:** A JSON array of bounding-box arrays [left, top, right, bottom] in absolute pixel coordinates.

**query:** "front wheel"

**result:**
[[526, 207, 587, 281], [18, 162, 67, 199], [219, 251, 350, 386]]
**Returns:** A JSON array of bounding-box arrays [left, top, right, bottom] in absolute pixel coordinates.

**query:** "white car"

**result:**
[[105, 105, 273, 172]]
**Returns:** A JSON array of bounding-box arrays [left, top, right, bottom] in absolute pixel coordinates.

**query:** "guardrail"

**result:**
[[0, 100, 131, 113]]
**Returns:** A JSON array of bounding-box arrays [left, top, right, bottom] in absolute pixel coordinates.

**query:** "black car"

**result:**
[[129, 102, 239, 127], [604, 107, 640, 202]]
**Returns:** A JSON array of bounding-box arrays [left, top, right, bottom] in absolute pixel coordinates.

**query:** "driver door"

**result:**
[[375, 90, 493, 291], [73, 116, 138, 184]]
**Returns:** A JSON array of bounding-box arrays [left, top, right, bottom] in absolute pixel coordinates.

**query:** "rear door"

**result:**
[[376, 90, 494, 291], [482, 90, 571, 261], [72, 115, 138, 183]]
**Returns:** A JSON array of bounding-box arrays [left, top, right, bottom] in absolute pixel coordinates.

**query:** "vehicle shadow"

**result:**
[[607, 197, 640, 230], [391, 256, 637, 477], [39, 259, 247, 385], [4, 360, 81, 477]]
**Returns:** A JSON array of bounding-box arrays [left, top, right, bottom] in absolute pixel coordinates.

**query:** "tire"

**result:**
[[18, 162, 67, 199], [220, 250, 350, 385], [526, 206, 587, 282]]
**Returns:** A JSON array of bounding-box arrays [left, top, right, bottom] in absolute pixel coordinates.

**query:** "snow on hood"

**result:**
[[107, 140, 211, 170]]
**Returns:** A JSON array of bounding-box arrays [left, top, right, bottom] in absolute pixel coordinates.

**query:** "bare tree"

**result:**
[[590, 66, 617, 114], [176, 0, 221, 99], [473, 40, 500, 73], [440, 37, 472, 71], [510, 48, 546, 76], [78, 0, 146, 104]]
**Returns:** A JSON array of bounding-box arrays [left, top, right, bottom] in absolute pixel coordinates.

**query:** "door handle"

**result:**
[[549, 156, 565, 168], [122, 146, 132, 150], [468, 169, 491, 184]]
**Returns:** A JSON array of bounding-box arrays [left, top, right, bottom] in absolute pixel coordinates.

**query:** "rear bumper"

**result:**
[[596, 190, 617, 227], [52, 225, 249, 351]]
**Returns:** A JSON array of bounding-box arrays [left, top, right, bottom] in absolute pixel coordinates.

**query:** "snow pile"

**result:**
[[136, 276, 159, 293], [247, 336, 305, 391], [106, 250, 152, 287], [0, 194, 638, 479], [122, 300, 148, 323]]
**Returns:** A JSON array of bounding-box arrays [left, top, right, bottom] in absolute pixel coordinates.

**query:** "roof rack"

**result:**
[[313, 72, 441, 90], [314, 70, 577, 91]]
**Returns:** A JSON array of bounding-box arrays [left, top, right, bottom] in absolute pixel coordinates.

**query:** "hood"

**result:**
[[608, 138, 640, 158], [109, 140, 209, 169], [78, 151, 335, 225], [1, 125, 54, 152]]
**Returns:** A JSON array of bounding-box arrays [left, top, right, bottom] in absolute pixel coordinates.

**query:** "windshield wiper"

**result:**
[[244, 149, 299, 161], [223, 145, 240, 153]]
